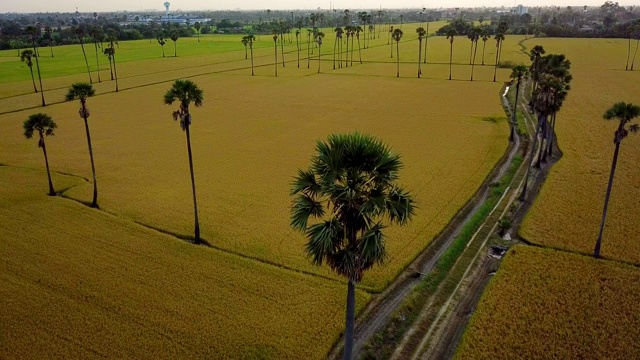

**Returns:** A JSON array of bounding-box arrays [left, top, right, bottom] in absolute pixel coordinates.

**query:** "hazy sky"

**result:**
[[1, 0, 637, 13]]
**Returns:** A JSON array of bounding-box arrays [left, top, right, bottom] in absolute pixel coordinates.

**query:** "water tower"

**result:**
[[164, 2, 170, 17]]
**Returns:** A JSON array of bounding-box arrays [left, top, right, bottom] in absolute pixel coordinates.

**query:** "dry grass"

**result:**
[[455, 245, 640, 360], [519, 38, 640, 263], [0, 166, 369, 359]]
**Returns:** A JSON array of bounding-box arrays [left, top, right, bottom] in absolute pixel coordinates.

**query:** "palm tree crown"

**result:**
[[290, 132, 415, 282], [20, 50, 34, 66], [392, 28, 403, 42], [604, 102, 640, 143], [164, 79, 204, 130], [23, 113, 56, 143], [65, 82, 96, 102]]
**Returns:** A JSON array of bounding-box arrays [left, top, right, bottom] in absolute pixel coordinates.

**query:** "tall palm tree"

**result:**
[[23, 113, 57, 196], [492, 33, 505, 82], [279, 21, 286, 67], [25, 26, 45, 107], [296, 29, 301, 68], [44, 26, 54, 57], [105, 31, 119, 92], [509, 65, 528, 142], [333, 26, 343, 70], [243, 35, 255, 75], [104, 47, 114, 80], [630, 25, 640, 71], [194, 22, 201, 42], [169, 30, 179, 57], [519, 76, 565, 201], [316, 31, 325, 73], [355, 26, 363, 64], [594, 102, 640, 258], [625, 26, 632, 71], [290, 132, 415, 360], [241, 37, 248, 59], [74, 26, 93, 84], [307, 28, 313, 68], [164, 80, 205, 244], [529, 45, 546, 89], [65, 83, 98, 208], [446, 29, 457, 80], [480, 30, 489, 65], [392, 28, 403, 77], [273, 32, 279, 77], [423, 19, 430, 64], [389, 26, 393, 56], [416, 27, 426, 78], [157, 33, 167, 57], [90, 26, 104, 83], [469, 27, 481, 81], [20, 50, 38, 93]]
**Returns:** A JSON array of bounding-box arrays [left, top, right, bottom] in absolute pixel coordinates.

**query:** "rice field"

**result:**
[[519, 38, 640, 263], [455, 245, 640, 360], [0, 166, 370, 359]]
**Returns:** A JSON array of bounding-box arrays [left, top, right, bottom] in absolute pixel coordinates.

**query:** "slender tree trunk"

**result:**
[[390, 36, 393, 58], [250, 46, 254, 76], [534, 118, 547, 168], [631, 39, 639, 71], [493, 41, 500, 82], [40, 134, 55, 196], [546, 113, 557, 157], [174, 41, 177, 57], [82, 102, 98, 208], [317, 43, 322, 73], [519, 115, 542, 201], [344, 280, 356, 360], [625, 36, 631, 70], [281, 35, 285, 67], [50, 44, 54, 57], [94, 42, 101, 83], [510, 78, 521, 142], [162, 45, 165, 57], [333, 37, 337, 70], [307, 35, 311, 68], [594, 141, 621, 258], [274, 41, 278, 77], [396, 41, 400, 77], [184, 121, 201, 244], [470, 40, 478, 81], [112, 51, 119, 92], [108, 56, 114, 80], [244, 45, 247, 59], [482, 41, 486, 65], [448, 43, 453, 80], [32, 43, 45, 107], [351, 36, 354, 66], [357, 36, 362, 64], [418, 38, 422, 78], [469, 41, 473, 65], [80, 41, 93, 83], [29, 66, 38, 93], [297, 34, 300, 68], [423, 23, 429, 64]]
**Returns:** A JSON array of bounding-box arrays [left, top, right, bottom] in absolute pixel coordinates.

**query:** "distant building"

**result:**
[[515, 5, 528, 15]]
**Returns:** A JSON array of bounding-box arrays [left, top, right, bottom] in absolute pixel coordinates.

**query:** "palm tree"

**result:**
[[625, 26, 632, 71], [25, 26, 46, 107], [279, 21, 286, 67], [307, 28, 313, 68], [469, 27, 481, 81], [416, 27, 426, 78], [480, 30, 489, 65], [446, 29, 457, 80], [316, 31, 325, 73], [392, 29, 403, 77], [389, 26, 393, 56], [630, 25, 640, 71], [333, 27, 343, 70], [104, 47, 114, 80], [74, 26, 93, 84], [65, 83, 99, 208], [23, 113, 57, 196], [355, 26, 363, 64], [20, 50, 38, 93], [423, 19, 430, 64], [105, 31, 119, 92], [296, 29, 301, 68], [509, 65, 528, 142], [241, 37, 248, 59], [594, 102, 640, 258], [290, 132, 415, 360], [194, 22, 202, 42], [169, 30, 179, 57], [90, 26, 104, 83], [44, 26, 54, 57], [492, 33, 505, 82], [273, 32, 279, 77], [157, 33, 167, 57], [243, 35, 256, 76], [164, 80, 205, 244], [529, 45, 546, 89], [519, 76, 565, 202]]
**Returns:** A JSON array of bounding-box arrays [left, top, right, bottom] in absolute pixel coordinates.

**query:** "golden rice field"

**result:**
[[519, 38, 640, 263], [0, 166, 369, 359], [0, 26, 514, 291], [455, 245, 640, 359]]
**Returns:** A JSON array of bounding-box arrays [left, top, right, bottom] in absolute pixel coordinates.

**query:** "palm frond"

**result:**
[[290, 194, 325, 231], [386, 186, 416, 225], [305, 218, 343, 266], [358, 223, 387, 266], [65, 83, 95, 101], [327, 249, 361, 282], [291, 169, 321, 196]]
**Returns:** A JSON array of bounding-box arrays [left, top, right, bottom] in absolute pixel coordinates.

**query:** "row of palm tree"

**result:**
[[156, 30, 180, 57]]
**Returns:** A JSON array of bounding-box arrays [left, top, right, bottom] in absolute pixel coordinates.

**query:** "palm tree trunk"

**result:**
[[174, 41, 177, 57], [493, 42, 500, 82], [469, 41, 473, 65], [344, 280, 356, 360], [546, 113, 557, 157], [50, 44, 54, 57], [297, 35, 300, 68], [418, 38, 422, 78], [281, 35, 285, 67], [333, 37, 337, 70], [162, 45, 165, 58], [244, 46, 247, 59], [357, 36, 362, 64], [112, 51, 119, 92], [423, 23, 429, 64], [594, 141, 621, 258], [32, 43, 45, 107], [631, 39, 639, 71], [534, 118, 547, 168], [470, 41, 478, 81], [41, 134, 55, 196], [94, 43, 101, 83], [318, 44, 321, 74], [396, 41, 400, 77], [390, 36, 393, 58], [519, 115, 543, 201], [351, 36, 354, 66], [448, 43, 453, 80], [29, 66, 38, 93], [250, 46, 254, 76], [307, 34, 311, 68], [510, 78, 521, 142], [482, 41, 486, 65], [82, 102, 98, 208], [625, 36, 631, 70], [274, 41, 278, 77], [80, 41, 93, 83], [184, 122, 201, 244], [108, 56, 114, 80]]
